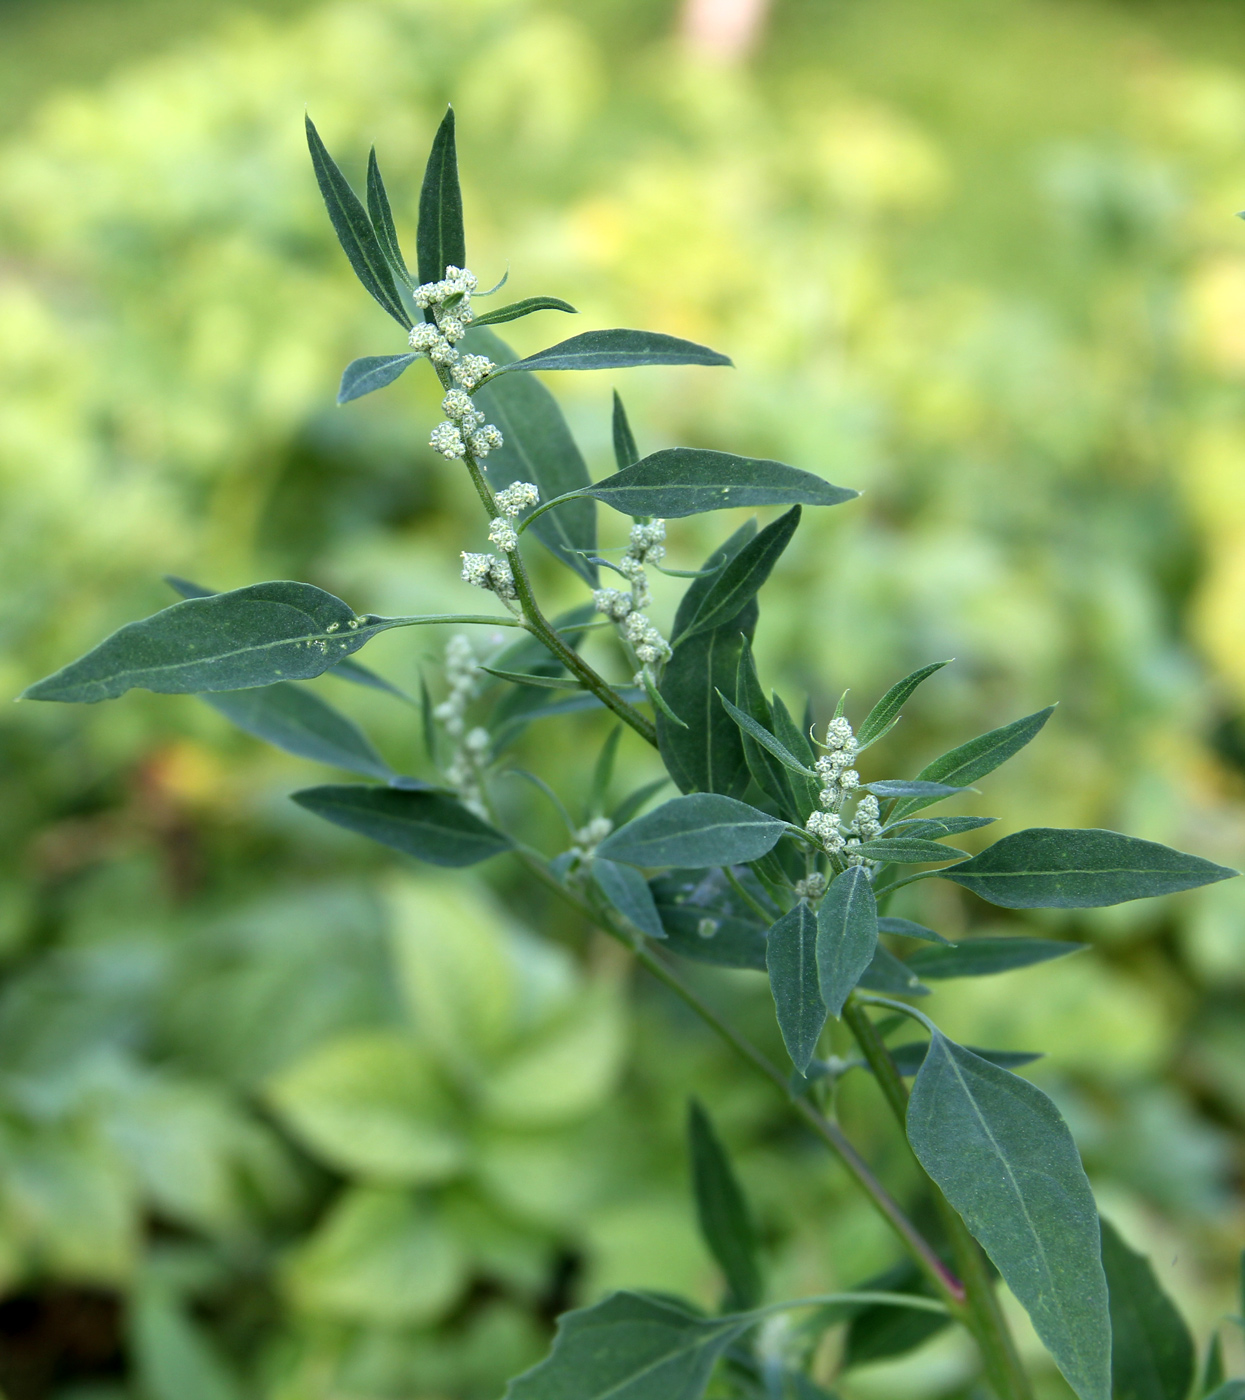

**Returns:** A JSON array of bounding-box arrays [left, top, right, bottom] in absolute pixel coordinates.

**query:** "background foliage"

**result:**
[[3, 0, 1245, 1397]]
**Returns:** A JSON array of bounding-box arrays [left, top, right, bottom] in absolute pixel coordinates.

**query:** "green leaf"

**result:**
[[591, 725, 623, 813], [687, 1100, 762, 1311], [891, 706, 1056, 818], [657, 524, 758, 799], [305, 116, 411, 328], [771, 694, 822, 822], [656, 902, 768, 971], [841, 1261, 950, 1370], [131, 1281, 242, 1400], [488, 329, 731, 378], [584, 448, 858, 518], [864, 779, 973, 800], [732, 641, 799, 817], [882, 815, 997, 840], [204, 682, 393, 779], [365, 147, 411, 286], [594, 858, 666, 940], [719, 692, 814, 778], [468, 327, 597, 585], [856, 661, 950, 749], [907, 1033, 1110, 1400], [816, 867, 879, 1017], [613, 390, 640, 471], [1202, 1338, 1226, 1398], [337, 353, 418, 404], [904, 937, 1086, 979], [939, 828, 1237, 908], [416, 106, 465, 289], [766, 901, 826, 1073], [292, 784, 511, 866], [504, 1290, 750, 1400], [611, 776, 671, 827], [877, 916, 949, 944], [675, 507, 801, 644], [883, 1041, 1042, 1076], [471, 296, 577, 328], [595, 795, 786, 869], [1100, 1215, 1195, 1400], [857, 943, 927, 995], [480, 665, 584, 690], [853, 837, 968, 864], [23, 582, 397, 702], [1203, 1386, 1245, 1400]]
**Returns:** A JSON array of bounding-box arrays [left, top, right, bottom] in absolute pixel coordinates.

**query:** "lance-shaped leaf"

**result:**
[[853, 837, 968, 864], [771, 694, 822, 822], [882, 815, 997, 840], [884, 1041, 1042, 1076], [365, 148, 410, 285], [658, 524, 758, 799], [877, 916, 949, 945], [766, 902, 825, 1073], [584, 448, 857, 519], [890, 706, 1056, 819], [23, 583, 401, 703], [718, 693, 814, 781], [613, 390, 640, 471], [593, 858, 666, 940], [487, 329, 731, 379], [305, 116, 411, 328], [468, 328, 597, 584], [337, 353, 418, 404], [688, 1100, 762, 1311], [856, 661, 950, 749], [595, 795, 785, 869], [864, 779, 972, 800], [907, 1033, 1110, 1400], [1101, 1215, 1195, 1400], [905, 937, 1086, 979], [292, 784, 510, 866], [503, 1290, 750, 1400], [1201, 1335, 1225, 1397], [471, 296, 576, 328], [938, 828, 1236, 909], [732, 643, 799, 817], [857, 943, 927, 995], [204, 683, 393, 780], [659, 905, 768, 970], [816, 867, 878, 1017], [842, 1261, 950, 1370], [416, 107, 465, 288], [675, 507, 801, 644]]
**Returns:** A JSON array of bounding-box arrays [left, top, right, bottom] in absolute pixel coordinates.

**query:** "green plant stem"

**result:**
[[722, 865, 773, 923], [841, 998, 1033, 1400], [513, 846, 964, 1308], [460, 451, 658, 746]]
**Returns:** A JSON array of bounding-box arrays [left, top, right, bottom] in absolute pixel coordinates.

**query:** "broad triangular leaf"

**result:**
[[292, 784, 511, 866], [487, 329, 731, 378], [907, 1033, 1110, 1400], [816, 867, 878, 1016], [1101, 1215, 1195, 1400], [595, 795, 785, 869], [338, 353, 418, 404], [687, 1100, 762, 1311], [675, 507, 801, 644], [766, 901, 826, 1073], [416, 107, 465, 289]]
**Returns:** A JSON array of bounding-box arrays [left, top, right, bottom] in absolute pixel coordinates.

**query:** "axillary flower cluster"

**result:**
[[432, 634, 491, 819], [804, 715, 883, 869], [593, 520, 672, 682], [460, 480, 540, 604], [407, 266, 504, 460]]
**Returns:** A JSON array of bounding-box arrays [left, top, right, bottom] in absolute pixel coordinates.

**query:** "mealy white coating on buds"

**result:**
[[628, 519, 666, 563], [793, 873, 828, 900], [469, 424, 504, 457], [824, 716, 855, 751], [494, 482, 539, 518], [488, 517, 518, 552], [429, 422, 466, 459], [445, 722, 491, 819], [593, 588, 633, 622], [851, 794, 882, 840], [452, 354, 495, 390], [571, 815, 614, 861], [461, 551, 516, 600], [432, 634, 478, 741], [624, 611, 672, 666], [441, 389, 481, 424], [806, 810, 845, 852]]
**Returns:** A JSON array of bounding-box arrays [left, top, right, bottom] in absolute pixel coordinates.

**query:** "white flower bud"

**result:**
[[452, 354, 495, 390], [430, 421, 466, 459], [488, 517, 518, 552], [494, 482, 539, 517], [469, 424, 504, 457]]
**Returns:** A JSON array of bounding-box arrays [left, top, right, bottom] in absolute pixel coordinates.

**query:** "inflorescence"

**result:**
[[433, 634, 490, 818], [804, 716, 883, 869], [409, 266, 505, 461], [460, 479, 540, 604], [593, 520, 672, 680]]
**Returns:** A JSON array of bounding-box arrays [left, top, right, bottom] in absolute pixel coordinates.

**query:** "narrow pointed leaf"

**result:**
[[877, 916, 949, 945], [204, 683, 393, 780], [767, 902, 825, 1073], [771, 694, 821, 822], [292, 784, 510, 866], [905, 937, 1086, 979], [337, 353, 418, 404], [416, 107, 465, 288], [584, 448, 857, 519], [595, 795, 785, 869], [479, 665, 583, 690], [676, 507, 801, 644], [939, 828, 1237, 909], [842, 1261, 949, 1369], [503, 1290, 749, 1400], [733, 642, 799, 817], [1202, 1341, 1226, 1399], [853, 837, 968, 864], [1100, 1215, 1195, 1400], [891, 706, 1056, 818], [23, 583, 398, 702], [594, 858, 666, 940], [611, 776, 671, 827], [883, 1041, 1042, 1076], [882, 816, 997, 840], [857, 661, 950, 749], [719, 693, 815, 779], [488, 329, 731, 378], [865, 779, 972, 799], [470, 296, 576, 328], [365, 148, 410, 285], [613, 390, 640, 471], [857, 943, 927, 995], [816, 867, 878, 1016], [907, 1034, 1110, 1400], [305, 116, 410, 328], [687, 1100, 762, 1311], [468, 327, 597, 584]]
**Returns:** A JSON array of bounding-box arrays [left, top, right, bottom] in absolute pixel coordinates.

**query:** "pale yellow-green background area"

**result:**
[[3, 1, 1245, 1397]]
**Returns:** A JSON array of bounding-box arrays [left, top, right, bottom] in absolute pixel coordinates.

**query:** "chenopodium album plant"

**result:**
[[22, 108, 1245, 1400]]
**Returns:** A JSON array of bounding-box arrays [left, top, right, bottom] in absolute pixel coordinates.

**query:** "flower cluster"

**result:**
[[593, 519, 671, 678], [571, 816, 613, 861], [408, 266, 504, 460], [460, 481, 538, 604], [431, 635, 490, 818], [460, 551, 516, 600], [446, 725, 491, 819], [804, 717, 883, 866]]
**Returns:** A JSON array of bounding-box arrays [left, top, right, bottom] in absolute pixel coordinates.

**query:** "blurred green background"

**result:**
[[3, 0, 1245, 1396]]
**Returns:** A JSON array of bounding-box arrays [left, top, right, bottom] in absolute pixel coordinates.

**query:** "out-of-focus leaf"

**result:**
[[675, 507, 801, 644], [856, 943, 927, 995], [766, 901, 825, 1073], [612, 390, 640, 471], [291, 784, 511, 866], [856, 661, 950, 749], [816, 867, 878, 1016], [904, 937, 1086, 978], [907, 1033, 1110, 1400], [487, 328, 731, 377], [130, 1281, 242, 1400], [655, 903, 769, 971], [583, 448, 857, 518], [841, 1260, 949, 1370], [416, 106, 466, 289], [881, 1041, 1042, 1076], [595, 794, 786, 869], [594, 858, 666, 940], [939, 829, 1236, 908], [337, 352, 418, 403], [471, 296, 576, 327], [1100, 1215, 1195, 1400], [1201, 1334, 1225, 1396], [687, 1100, 762, 1311], [877, 916, 949, 944]]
